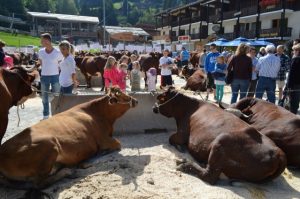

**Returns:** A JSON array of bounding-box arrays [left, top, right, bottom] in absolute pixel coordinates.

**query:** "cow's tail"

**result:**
[[218, 102, 227, 110]]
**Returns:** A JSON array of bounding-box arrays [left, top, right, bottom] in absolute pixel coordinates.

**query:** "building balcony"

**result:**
[[209, 14, 220, 23], [260, 27, 292, 38], [241, 6, 257, 17], [192, 15, 206, 23], [180, 17, 191, 26], [191, 32, 208, 40], [222, 27, 292, 40]]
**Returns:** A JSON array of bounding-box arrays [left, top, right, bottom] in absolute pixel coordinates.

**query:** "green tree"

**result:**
[[56, 0, 78, 14]]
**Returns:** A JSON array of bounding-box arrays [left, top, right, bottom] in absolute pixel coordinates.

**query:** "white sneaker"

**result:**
[[41, 116, 49, 121]]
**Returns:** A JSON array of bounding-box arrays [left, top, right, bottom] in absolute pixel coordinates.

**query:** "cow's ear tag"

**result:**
[[109, 97, 117, 105]]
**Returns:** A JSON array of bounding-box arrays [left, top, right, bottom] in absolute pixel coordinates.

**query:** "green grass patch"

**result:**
[[0, 31, 41, 47], [113, 2, 122, 10]]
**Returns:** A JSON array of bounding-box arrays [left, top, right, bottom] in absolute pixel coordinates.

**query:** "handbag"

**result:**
[[225, 68, 234, 84], [225, 56, 235, 84]]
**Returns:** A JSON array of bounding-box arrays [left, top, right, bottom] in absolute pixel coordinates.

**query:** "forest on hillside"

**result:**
[[0, 0, 197, 26]]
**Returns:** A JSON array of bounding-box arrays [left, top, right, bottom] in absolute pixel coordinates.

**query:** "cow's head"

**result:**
[[5, 66, 37, 105], [107, 87, 138, 112], [153, 87, 181, 117]]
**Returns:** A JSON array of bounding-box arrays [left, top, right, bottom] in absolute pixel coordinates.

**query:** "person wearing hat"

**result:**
[[159, 49, 175, 89], [0, 40, 6, 67]]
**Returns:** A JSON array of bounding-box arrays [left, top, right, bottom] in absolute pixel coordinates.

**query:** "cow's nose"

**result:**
[[131, 99, 138, 107], [152, 103, 159, 114]]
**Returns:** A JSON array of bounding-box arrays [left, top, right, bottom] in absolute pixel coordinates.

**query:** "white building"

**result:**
[[155, 0, 300, 50]]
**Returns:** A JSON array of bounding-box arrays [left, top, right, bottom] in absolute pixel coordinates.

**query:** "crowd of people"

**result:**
[[197, 39, 300, 115]]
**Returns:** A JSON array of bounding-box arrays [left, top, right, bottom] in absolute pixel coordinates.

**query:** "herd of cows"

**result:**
[[0, 51, 299, 198]]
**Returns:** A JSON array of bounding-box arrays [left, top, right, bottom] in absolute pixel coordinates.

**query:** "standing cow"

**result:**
[[75, 55, 107, 90], [153, 88, 286, 184]]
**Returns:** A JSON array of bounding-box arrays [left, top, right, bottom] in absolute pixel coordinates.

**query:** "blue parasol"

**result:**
[[255, 38, 274, 46], [223, 37, 260, 47], [206, 38, 229, 46]]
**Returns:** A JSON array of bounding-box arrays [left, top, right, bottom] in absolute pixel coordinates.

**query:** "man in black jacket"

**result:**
[[287, 43, 300, 114], [0, 40, 5, 66]]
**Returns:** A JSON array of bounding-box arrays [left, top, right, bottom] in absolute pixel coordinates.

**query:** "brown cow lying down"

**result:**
[[183, 69, 207, 92], [0, 87, 137, 189], [152, 88, 286, 184], [0, 67, 36, 144], [228, 98, 300, 168]]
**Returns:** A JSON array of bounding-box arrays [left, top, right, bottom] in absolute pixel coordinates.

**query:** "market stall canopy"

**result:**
[[255, 38, 275, 46], [223, 37, 260, 47], [206, 38, 229, 46]]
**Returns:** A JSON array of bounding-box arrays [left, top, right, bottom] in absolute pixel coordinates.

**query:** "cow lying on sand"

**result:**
[[0, 87, 137, 190], [0, 67, 36, 144], [228, 98, 300, 168], [153, 87, 286, 184], [183, 68, 207, 92]]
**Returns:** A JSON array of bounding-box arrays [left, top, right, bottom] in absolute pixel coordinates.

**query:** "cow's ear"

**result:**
[[109, 97, 117, 105]]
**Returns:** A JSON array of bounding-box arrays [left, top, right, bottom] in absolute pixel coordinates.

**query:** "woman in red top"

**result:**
[[103, 56, 120, 90]]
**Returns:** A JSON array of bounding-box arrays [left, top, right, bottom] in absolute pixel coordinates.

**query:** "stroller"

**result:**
[[278, 86, 290, 110]]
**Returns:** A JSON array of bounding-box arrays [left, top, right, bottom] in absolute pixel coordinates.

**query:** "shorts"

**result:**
[[161, 75, 173, 87], [276, 80, 285, 89], [207, 72, 216, 89]]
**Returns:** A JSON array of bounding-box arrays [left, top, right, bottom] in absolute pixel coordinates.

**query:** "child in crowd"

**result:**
[[118, 63, 128, 92], [131, 61, 142, 91], [159, 49, 174, 89], [103, 56, 119, 91], [213, 55, 227, 103], [58, 40, 78, 94], [119, 55, 129, 65], [128, 54, 138, 83], [146, 67, 157, 92]]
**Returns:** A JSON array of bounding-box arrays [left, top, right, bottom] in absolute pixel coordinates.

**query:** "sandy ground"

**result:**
[[1, 76, 300, 199]]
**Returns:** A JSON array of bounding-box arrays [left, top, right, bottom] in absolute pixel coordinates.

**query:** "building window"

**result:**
[[272, 18, 288, 29]]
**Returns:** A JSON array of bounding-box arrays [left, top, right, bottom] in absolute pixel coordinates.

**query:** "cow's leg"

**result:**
[[0, 115, 8, 144], [101, 137, 121, 152], [101, 74, 105, 91], [38, 168, 75, 189], [176, 140, 224, 184], [84, 74, 91, 88], [169, 132, 189, 153]]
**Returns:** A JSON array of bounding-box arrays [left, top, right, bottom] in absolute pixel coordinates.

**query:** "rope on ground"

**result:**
[[17, 103, 25, 127]]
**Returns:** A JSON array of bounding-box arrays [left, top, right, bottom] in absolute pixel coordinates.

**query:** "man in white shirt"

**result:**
[[255, 45, 281, 104], [159, 49, 174, 89], [39, 33, 63, 120]]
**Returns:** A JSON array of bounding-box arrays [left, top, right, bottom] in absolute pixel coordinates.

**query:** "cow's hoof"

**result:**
[[175, 145, 186, 153], [176, 162, 197, 175], [176, 158, 187, 166]]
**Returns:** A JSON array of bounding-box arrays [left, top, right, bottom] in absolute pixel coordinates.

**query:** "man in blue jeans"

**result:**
[[38, 33, 63, 120], [255, 45, 281, 103]]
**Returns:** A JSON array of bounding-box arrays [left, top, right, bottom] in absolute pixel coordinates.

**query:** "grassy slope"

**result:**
[[0, 32, 40, 47]]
